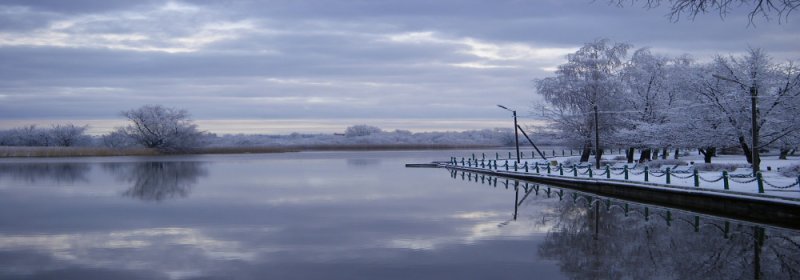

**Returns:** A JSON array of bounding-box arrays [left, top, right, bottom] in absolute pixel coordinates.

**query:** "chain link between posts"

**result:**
[[447, 154, 800, 191]]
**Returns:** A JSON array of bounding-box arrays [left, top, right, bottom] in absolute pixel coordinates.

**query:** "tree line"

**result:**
[[534, 39, 800, 164]]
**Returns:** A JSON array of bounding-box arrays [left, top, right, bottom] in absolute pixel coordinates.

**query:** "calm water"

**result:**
[[0, 150, 798, 279]]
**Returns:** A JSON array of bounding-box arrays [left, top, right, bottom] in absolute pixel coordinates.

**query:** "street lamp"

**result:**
[[712, 74, 760, 175], [497, 104, 520, 163]]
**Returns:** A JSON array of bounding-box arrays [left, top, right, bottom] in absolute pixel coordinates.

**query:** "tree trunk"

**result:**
[[595, 148, 604, 166], [738, 136, 753, 164], [779, 148, 790, 160], [661, 147, 668, 159], [626, 148, 635, 163], [698, 147, 716, 163], [674, 148, 679, 159], [639, 149, 651, 163], [580, 144, 591, 162]]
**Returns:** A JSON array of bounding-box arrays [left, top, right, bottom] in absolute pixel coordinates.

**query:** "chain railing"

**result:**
[[444, 156, 800, 194]]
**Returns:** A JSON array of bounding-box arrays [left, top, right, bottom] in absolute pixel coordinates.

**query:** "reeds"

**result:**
[[0, 144, 496, 158]]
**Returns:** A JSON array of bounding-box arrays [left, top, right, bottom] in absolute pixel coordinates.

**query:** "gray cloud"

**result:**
[[0, 0, 796, 133]]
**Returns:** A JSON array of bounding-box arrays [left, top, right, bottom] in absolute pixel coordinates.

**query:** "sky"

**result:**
[[0, 0, 798, 134]]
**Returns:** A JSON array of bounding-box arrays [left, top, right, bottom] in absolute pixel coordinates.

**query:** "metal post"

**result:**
[[573, 165, 578, 177], [757, 172, 764, 193], [624, 165, 628, 180], [723, 171, 729, 190], [666, 168, 671, 184], [605, 165, 610, 179], [751, 85, 760, 176], [644, 166, 649, 182], [694, 169, 699, 187], [559, 163, 563, 176], [594, 104, 601, 169]]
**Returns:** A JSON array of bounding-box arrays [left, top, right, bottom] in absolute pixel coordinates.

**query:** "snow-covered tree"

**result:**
[[693, 49, 800, 169], [118, 105, 204, 152], [49, 124, 91, 147], [535, 38, 631, 162], [344, 125, 382, 137]]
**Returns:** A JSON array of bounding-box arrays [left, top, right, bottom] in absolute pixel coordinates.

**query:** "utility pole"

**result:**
[[750, 85, 760, 175], [713, 74, 760, 175], [594, 104, 600, 169]]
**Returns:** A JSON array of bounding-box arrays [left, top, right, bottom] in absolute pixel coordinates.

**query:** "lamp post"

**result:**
[[497, 104, 520, 163], [712, 74, 760, 175]]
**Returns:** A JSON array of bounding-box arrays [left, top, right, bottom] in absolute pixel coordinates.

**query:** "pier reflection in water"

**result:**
[[450, 169, 800, 279]]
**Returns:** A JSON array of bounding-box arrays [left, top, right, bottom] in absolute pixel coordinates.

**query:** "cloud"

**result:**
[[0, 0, 796, 133]]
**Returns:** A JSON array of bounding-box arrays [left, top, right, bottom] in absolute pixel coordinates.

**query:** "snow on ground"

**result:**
[[446, 152, 800, 201]]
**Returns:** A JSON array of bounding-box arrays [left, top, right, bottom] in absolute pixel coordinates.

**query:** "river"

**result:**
[[0, 150, 797, 279]]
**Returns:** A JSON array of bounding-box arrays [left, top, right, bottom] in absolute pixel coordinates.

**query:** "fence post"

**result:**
[[461, 157, 465, 166], [644, 166, 649, 182], [624, 165, 629, 180], [514, 161, 518, 171], [562, 150, 565, 156], [472, 153, 476, 160], [535, 162, 539, 173], [505, 160, 509, 171], [496, 152, 499, 160], [525, 162, 529, 172], [588, 168, 593, 178], [666, 168, 671, 184], [482, 153, 485, 160], [757, 172, 764, 193], [552, 150, 555, 157], [573, 165, 578, 177], [481, 160, 485, 168], [570, 150, 573, 156], [508, 152, 512, 159], [693, 169, 699, 187], [531, 151, 535, 158], [559, 163, 563, 176], [547, 164, 551, 174], [605, 165, 610, 179], [723, 171, 729, 190]]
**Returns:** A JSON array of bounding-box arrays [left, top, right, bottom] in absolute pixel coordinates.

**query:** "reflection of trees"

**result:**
[[0, 162, 90, 184], [103, 161, 207, 202], [537, 195, 800, 279], [446, 170, 800, 279], [346, 158, 380, 167]]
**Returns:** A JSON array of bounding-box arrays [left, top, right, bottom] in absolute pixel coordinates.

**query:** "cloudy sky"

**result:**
[[0, 0, 798, 134]]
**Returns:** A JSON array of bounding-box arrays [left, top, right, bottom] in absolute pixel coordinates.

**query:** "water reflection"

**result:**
[[346, 158, 381, 167], [0, 162, 90, 184], [103, 161, 208, 202], [450, 169, 800, 279]]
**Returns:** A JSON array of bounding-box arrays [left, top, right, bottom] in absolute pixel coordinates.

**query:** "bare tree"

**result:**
[[119, 105, 204, 152], [612, 0, 800, 23], [49, 124, 90, 147]]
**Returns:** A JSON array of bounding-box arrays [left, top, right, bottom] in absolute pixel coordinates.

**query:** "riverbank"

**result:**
[[0, 144, 499, 158]]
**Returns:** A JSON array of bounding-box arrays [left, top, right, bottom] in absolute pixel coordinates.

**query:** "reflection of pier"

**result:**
[[450, 169, 799, 280], [445, 165, 800, 230]]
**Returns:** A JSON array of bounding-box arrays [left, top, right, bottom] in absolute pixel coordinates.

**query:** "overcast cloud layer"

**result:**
[[0, 0, 798, 133]]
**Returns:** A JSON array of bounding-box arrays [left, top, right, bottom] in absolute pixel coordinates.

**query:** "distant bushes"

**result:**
[[0, 124, 91, 147]]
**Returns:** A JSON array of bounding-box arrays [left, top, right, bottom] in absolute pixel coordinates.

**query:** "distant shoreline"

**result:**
[[0, 144, 501, 158]]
